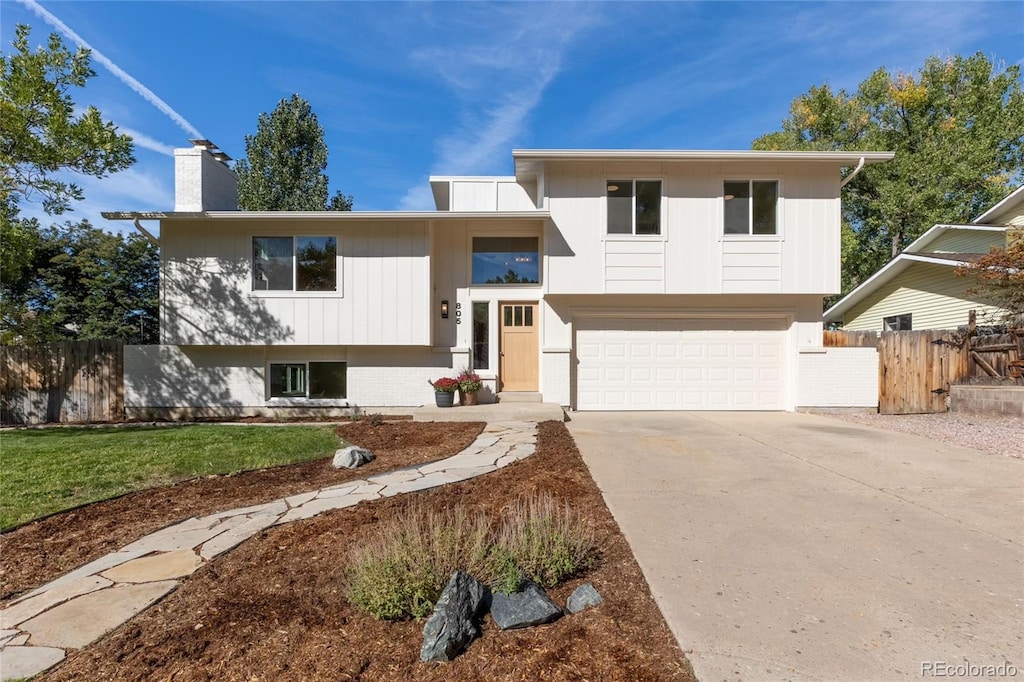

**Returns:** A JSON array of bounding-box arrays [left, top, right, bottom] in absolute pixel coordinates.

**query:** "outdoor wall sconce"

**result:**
[[441, 300, 449, 319]]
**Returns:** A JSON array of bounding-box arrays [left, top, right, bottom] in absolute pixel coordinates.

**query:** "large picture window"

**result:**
[[724, 181, 778, 235], [253, 236, 337, 291], [269, 362, 347, 399], [607, 179, 661, 235], [472, 237, 539, 285]]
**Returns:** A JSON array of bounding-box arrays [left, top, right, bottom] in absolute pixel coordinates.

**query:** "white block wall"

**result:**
[[797, 347, 878, 408], [541, 349, 571, 406]]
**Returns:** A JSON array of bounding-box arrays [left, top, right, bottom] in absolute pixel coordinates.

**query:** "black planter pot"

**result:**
[[435, 391, 455, 408]]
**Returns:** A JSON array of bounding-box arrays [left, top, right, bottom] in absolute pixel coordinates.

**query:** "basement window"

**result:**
[[883, 314, 912, 331], [269, 362, 347, 398]]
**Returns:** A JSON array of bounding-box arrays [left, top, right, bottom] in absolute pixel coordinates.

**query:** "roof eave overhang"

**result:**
[[513, 149, 894, 179], [102, 210, 551, 221], [823, 253, 970, 322]]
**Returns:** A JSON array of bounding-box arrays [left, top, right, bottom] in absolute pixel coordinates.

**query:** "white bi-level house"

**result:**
[[107, 142, 892, 417]]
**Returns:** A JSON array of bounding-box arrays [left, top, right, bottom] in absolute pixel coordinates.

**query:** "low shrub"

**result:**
[[345, 494, 596, 619]]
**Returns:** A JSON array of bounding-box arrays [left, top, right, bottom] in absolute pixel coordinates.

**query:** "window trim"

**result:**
[[468, 232, 543, 288], [249, 232, 343, 297], [267, 360, 348, 401], [721, 178, 782, 240], [604, 178, 664, 238]]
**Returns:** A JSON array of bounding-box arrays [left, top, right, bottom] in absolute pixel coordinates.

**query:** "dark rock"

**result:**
[[420, 571, 486, 662], [332, 446, 375, 469], [566, 583, 603, 613], [489, 581, 562, 630]]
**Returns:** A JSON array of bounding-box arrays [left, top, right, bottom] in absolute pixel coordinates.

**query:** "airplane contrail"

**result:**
[[17, 0, 204, 140]]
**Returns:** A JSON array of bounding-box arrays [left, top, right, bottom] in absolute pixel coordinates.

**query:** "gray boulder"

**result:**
[[489, 581, 562, 630], [420, 571, 486, 662], [566, 583, 603, 613], [332, 445, 375, 469]]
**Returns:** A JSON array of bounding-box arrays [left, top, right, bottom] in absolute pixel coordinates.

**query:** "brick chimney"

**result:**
[[174, 139, 238, 211]]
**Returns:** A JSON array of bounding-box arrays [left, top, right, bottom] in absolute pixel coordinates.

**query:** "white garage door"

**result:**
[[575, 317, 788, 411]]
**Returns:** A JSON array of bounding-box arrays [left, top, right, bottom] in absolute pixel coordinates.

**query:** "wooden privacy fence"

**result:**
[[0, 339, 124, 425], [877, 330, 968, 414]]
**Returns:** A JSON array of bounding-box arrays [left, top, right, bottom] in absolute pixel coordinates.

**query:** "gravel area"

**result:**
[[808, 411, 1023, 459]]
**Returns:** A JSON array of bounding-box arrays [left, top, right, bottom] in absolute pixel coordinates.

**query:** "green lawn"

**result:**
[[0, 424, 342, 530]]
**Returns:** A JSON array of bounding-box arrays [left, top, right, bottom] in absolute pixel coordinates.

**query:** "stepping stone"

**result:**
[[0, 630, 21, 645], [1, 575, 111, 630], [2, 634, 28, 646], [417, 452, 495, 474], [199, 514, 277, 561], [367, 469, 422, 485], [274, 492, 380, 525], [315, 484, 364, 499], [284, 491, 319, 508], [119, 524, 235, 555], [0, 645, 65, 681], [379, 470, 467, 496], [100, 550, 203, 584], [20, 581, 177, 649], [17, 550, 149, 602], [438, 465, 498, 482]]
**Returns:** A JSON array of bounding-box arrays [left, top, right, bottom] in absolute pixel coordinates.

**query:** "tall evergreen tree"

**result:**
[[235, 94, 352, 211], [753, 53, 1024, 295], [0, 221, 158, 345]]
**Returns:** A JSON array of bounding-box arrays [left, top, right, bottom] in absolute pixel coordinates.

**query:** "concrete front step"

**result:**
[[496, 392, 542, 403]]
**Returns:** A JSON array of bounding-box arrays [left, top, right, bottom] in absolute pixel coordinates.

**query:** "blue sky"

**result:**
[[3, 0, 1022, 234]]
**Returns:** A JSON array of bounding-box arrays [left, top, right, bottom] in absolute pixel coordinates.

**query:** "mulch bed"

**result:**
[[9, 421, 694, 680], [0, 421, 482, 603]]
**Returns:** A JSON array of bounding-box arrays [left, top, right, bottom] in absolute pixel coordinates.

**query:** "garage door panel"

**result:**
[[576, 317, 787, 411]]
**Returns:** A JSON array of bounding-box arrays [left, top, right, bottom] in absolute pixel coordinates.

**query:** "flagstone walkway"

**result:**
[[0, 421, 538, 681]]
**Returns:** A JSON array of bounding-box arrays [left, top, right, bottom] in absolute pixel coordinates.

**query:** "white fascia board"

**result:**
[[512, 149, 895, 163], [972, 184, 1024, 224], [902, 223, 1009, 252], [102, 210, 549, 221], [428, 175, 517, 182], [823, 253, 969, 321]]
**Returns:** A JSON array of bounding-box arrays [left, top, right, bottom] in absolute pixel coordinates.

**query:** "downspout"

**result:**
[[839, 157, 866, 188], [132, 218, 160, 246]]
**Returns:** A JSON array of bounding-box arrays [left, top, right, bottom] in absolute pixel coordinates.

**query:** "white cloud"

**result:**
[[17, 0, 204, 139], [393, 3, 603, 206], [397, 185, 434, 212], [119, 127, 175, 157]]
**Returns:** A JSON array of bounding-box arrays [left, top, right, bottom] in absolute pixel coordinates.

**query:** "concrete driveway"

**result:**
[[567, 411, 1023, 682]]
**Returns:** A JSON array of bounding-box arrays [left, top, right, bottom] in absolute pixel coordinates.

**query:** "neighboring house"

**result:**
[[824, 185, 1023, 331], [105, 142, 893, 415]]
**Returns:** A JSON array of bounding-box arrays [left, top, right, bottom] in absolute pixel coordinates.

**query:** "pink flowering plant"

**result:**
[[457, 371, 483, 393], [429, 377, 460, 393]]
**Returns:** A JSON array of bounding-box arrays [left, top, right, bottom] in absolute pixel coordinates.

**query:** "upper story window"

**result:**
[[607, 180, 661, 235], [253, 236, 337, 291], [472, 237, 539, 285], [724, 181, 778, 235]]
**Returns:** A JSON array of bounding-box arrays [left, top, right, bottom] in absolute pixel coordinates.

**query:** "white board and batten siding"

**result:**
[[160, 219, 430, 346], [543, 160, 842, 296], [574, 316, 788, 411], [448, 178, 537, 212]]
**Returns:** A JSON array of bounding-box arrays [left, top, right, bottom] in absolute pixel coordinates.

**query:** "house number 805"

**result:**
[[455, 302, 462, 324]]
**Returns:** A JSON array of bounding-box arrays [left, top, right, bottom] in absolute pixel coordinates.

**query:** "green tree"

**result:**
[[956, 229, 1024, 316], [1, 220, 158, 344], [235, 94, 352, 211], [1, 23, 134, 275], [754, 53, 1024, 295]]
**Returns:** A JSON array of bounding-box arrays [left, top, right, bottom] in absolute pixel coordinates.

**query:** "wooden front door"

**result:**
[[499, 302, 539, 391]]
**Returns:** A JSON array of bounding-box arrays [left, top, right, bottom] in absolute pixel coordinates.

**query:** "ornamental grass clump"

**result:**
[[346, 495, 597, 619], [346, 505, 491, 620], [491, 493, 596, 593]]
